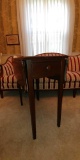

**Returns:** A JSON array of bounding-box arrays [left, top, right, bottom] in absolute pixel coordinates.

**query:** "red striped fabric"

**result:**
[[36, 52, 63, 57], [67, 55, 80, 71], [66, 71, 80, 82], [2, 56, 14, 76]]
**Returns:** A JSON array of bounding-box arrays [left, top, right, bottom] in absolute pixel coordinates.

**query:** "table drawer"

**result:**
[[31, 61, 62, 78]]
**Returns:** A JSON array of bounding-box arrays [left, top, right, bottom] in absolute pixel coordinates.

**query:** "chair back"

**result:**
[[2, 56, 14, 76]]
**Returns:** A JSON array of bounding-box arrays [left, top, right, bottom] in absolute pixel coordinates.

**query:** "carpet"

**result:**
[[0, 90, 80, 160]]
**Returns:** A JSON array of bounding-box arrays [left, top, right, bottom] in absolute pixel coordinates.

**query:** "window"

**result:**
[[16, 0, 75, 56]]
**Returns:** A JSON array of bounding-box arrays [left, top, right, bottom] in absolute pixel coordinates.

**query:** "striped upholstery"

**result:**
[[67, 55, 80, 71], [2, 56, 14, 76], [0, 56, 26, 105], [34, 53, 80, 90], [65, 54, 80, 88], [66, 71, 80, 82], [36, 52, 63, 57], [0, 56, 18, 89], [1, 74, 17, 89]]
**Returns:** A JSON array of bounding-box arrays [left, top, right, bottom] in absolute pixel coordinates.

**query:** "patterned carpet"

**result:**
[[0, 90, 80, 160]]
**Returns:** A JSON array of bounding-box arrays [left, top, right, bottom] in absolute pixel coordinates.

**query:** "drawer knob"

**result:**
[[46, 65, 51, 70]]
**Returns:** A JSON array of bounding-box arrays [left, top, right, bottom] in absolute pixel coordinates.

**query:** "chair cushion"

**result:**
[[0, 74, 18, 89], [34, 78, 58, 90], [66, 71, 80, 82]]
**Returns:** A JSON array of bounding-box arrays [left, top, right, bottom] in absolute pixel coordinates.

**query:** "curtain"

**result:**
[[16, 0, 75, 56]]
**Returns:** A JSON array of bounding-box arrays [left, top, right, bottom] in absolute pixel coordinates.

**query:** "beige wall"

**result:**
[[0, 0, 80, 55], [72, 0, 80, 52], [0, 0, 20, 55]]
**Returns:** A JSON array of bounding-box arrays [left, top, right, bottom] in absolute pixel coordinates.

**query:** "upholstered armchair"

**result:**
[[0, 56, 26, 105]]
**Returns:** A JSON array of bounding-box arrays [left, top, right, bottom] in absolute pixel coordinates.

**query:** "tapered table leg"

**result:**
[[28, 82, 36, 139], [57, 79, 63, 127], [27, 65, 36, 139]]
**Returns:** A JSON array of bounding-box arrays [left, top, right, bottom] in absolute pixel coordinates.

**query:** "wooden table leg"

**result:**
[[28, 79, 36, 139], [36, 79, 39, 100], [27, 61, 36, 139], [57, 79, 63, 127]]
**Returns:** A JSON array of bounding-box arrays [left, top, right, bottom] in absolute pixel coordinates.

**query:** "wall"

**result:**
[[0, 0, 80, 55], [0, 0, 20, 55], [72, 0, 80, 52]]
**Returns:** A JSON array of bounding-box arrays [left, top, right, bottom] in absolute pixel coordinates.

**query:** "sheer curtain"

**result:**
[[16, 0, 75, 56]]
